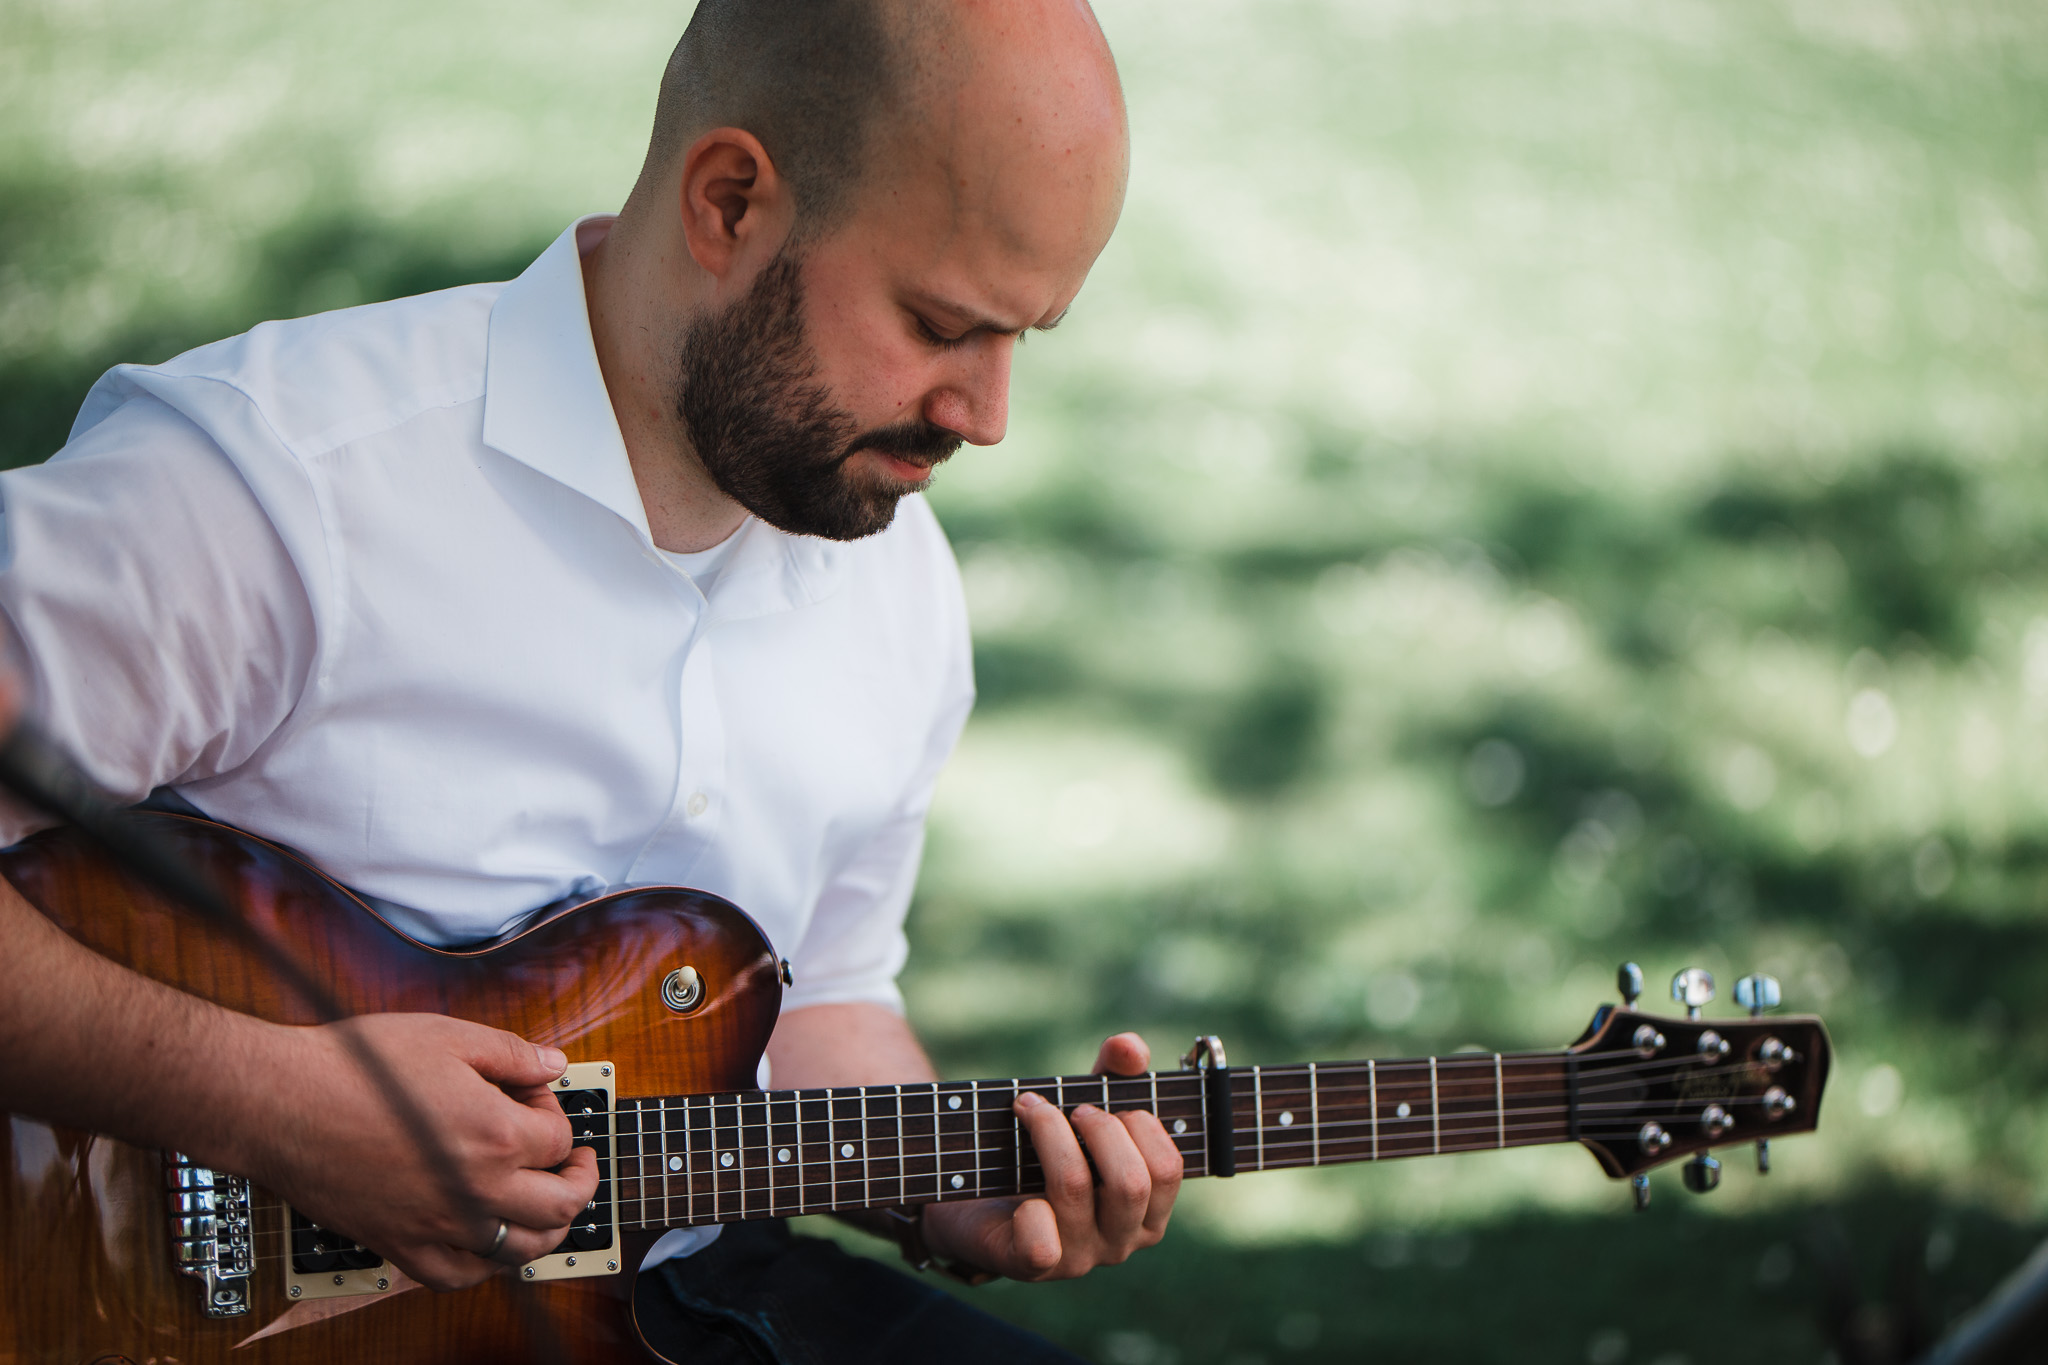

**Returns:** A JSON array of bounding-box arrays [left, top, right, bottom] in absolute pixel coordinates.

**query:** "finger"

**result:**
[[1009, 1196, 1064, 1278], [447, 1021, 570, 1090], [490, 1146, 601, 1234], [467, 1085, 578, 1171], [1071, 1103, 1150, 1250], [1091, 1032, 1150, 1077], [1119, 1109, 1185, 1236], [1015, 1092, 1093, 1229]]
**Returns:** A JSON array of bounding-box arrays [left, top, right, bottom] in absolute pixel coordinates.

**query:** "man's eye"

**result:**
[[916, 318, 968, 349]]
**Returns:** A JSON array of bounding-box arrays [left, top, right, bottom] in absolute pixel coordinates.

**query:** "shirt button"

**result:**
[[686, 793, 709, 818]]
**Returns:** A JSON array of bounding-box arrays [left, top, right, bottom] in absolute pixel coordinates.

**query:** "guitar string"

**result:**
[[600, 1044, 1783, 1124]]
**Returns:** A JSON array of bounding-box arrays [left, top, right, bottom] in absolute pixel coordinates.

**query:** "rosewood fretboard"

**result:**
[[611, 1053, 1583, 1232]]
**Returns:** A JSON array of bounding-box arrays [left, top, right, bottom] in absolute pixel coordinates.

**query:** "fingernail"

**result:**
[[1072, 1104, 1097, 1118], [540, 1047, 568, 1073], [1017, 1092, 1045, 1110]]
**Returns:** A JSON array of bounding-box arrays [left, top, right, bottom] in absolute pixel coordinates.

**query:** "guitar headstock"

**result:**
[[1567, 964, 1832, 1204]]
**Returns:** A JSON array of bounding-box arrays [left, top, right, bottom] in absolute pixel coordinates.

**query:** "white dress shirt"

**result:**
[[0, 216, 976, 1025]]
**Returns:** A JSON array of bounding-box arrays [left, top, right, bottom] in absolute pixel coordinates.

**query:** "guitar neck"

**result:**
[[612, 1052, 1578, 1231]]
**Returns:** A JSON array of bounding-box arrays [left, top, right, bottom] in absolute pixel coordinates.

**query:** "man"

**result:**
[[0, 0, 1175, 1357]]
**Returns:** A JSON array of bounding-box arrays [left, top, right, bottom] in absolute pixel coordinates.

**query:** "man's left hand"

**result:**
[[920, 1032, 1183, 1281]]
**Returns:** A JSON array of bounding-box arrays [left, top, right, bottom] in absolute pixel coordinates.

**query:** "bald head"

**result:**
[[644, 0, 1123, 242]]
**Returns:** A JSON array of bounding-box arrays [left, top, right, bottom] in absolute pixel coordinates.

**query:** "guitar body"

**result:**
[[0, 814, 783, 1364]]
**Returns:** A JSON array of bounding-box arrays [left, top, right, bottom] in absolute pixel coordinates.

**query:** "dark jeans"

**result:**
[[633, 1220, 1088, 1365]]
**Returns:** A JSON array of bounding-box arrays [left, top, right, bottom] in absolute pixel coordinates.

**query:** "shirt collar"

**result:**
[[483, 216, 846, 618], [483, 216, 649, 539]]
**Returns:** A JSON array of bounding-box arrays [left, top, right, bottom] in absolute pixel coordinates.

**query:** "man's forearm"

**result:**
[[0, 869, 282, 1175], [763, 1001, 938, 1090]]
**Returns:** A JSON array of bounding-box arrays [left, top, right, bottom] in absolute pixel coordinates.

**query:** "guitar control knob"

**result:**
[[1671, 968, 1714, 1020], [1682, 1152, 1722, 1193], [1699, 1104, 1734, 1139], [1637, 1121, 1673, 1155], [1631, 1024, 1666, 1057], [1696, 1030, 1730, 1063]]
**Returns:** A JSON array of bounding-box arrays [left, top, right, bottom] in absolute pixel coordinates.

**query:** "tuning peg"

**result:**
[[1670, 967, 1714, 1020], [1631, 1172, 1650, 1212], [1617, 962, 1643, 1008], [1735, 974, 1782, 1175], [1681, 1152, 1721, 1194], [1735, 973, 1780, 1016]]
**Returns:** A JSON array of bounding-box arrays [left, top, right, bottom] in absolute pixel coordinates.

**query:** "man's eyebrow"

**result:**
[[916, 295, 1070, 335]]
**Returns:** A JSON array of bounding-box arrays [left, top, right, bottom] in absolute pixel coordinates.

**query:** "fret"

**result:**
[[1369, 1060, 1378, 1161], [830, 1089, 864, 1212], [895, 1083, 936, 1206], [1430, 1057, 1441, 1155], [745, 1090, 760, 1215], [614, 1100, 639, 1229], [798, 1089, 832, 1213], [1249, 1065, 1314, 1171], [718, 1094, 744, 1220], [767, 1091, 798, 1216], [936, 1081, 974, 1200], [1152, 1073, 1206, 1171], [871, 1085, 905, 1209], [663, 1097, 679, 1227], [1494, 1054, 1505, 1149], [1008, 1079, 1020, 1198], [1011, 1078, 1054, 1197], [1309, 1062, 1320, 1166], [1252, 1067, 1264, 1171]]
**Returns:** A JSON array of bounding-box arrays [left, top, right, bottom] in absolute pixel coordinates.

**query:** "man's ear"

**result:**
[[677, 127, 794, 280]]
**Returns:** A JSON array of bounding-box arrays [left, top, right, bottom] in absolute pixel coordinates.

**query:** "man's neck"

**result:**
[[579, 216, 750, 555]]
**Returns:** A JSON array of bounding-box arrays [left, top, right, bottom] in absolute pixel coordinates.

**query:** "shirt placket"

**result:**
[[626, 585, 727, 888]]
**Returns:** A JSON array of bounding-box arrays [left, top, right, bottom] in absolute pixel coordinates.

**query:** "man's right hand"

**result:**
[[250, 1013, 600, 1292]]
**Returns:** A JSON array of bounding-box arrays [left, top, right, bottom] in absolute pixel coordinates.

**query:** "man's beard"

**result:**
[[674, 252, 963, 541]]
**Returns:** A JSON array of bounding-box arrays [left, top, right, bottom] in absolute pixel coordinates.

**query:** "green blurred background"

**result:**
[[5, 1, 2046, 1360]]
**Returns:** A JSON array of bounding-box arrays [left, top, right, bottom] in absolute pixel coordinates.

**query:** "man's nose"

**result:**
[[922, 342, 1013, 447]]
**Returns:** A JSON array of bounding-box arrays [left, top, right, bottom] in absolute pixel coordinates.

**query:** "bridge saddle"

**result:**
[[165, 1153, 253, 1318]]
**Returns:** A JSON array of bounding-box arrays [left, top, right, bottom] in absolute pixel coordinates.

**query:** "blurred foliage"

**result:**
[[6, 0, 2048, 1360]]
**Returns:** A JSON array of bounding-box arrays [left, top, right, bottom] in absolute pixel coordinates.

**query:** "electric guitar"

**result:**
[[0, 814, 1831, 1363]]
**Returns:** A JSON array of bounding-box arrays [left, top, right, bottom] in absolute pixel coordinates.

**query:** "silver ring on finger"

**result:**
[[482, 1218, 510, 1261]]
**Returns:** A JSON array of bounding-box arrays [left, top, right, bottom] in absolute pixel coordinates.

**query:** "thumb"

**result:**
[[1092, 1031, 1150, 1077], [452, 1022, 568, 1088]]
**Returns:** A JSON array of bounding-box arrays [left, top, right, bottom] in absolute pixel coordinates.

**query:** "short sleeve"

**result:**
[[0, 392, 318, 844]]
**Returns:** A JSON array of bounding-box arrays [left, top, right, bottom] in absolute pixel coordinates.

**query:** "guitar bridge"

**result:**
[[165, 1153, 253, 1318]]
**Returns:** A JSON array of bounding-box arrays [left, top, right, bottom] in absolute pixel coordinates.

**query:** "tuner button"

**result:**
[[1761, 1087, 1796, 1120], [1757, 1037, 1797, 1071], [1682, 1152, 1721, 1194], [1695, 1029, 1730, 1063], [1631, 1024, 1667, 1057], [1735, 973, 1781, 1016], [1699, 1103, 1734, 1139], [1637, 1121, 1673, 1155], [1631, 1172, 1651, 1212], [1671, 968, 1714, 1019], [1617, 962, 1644, 1008]]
